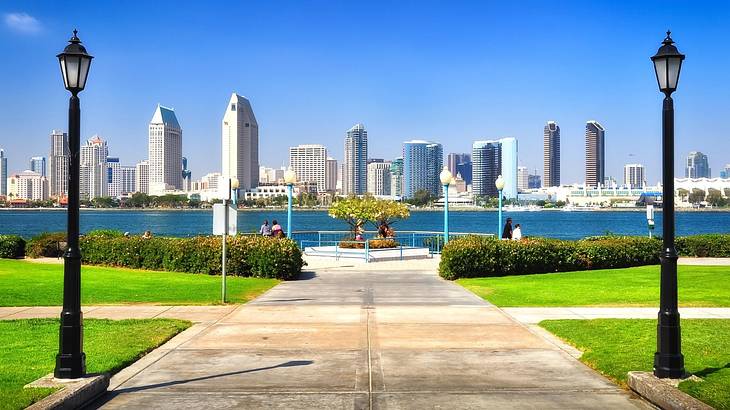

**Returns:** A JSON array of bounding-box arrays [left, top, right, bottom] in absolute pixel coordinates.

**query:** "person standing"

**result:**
[[260, 220, 272, 236], [512, 223, 522, 241], [501, 217, 513, 240]]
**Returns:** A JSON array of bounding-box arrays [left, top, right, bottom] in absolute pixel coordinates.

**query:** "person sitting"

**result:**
[[512, 223, 522, 241], [271, 220, 284, 238], [260, 220, 272, 236], [142, 230, 153, 239]]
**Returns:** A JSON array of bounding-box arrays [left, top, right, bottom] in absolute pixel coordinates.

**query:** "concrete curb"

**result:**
[[627, 371, 713, 410], [25, 373, 109, 410]]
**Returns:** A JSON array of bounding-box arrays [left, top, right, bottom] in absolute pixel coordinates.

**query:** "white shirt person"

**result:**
[[512, 224, 522, 240]]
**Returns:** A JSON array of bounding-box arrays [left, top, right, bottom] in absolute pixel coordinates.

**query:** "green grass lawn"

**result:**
[[457, 265, 730, 307], [541, 319, 730, 409], [0, 259, 279, 306], [1, 318, 190, 410]]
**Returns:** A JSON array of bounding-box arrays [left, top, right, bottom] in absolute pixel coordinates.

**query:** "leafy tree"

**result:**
[[406, 189, 435, 206], [688, 189, 706, 204], [370, 200, 410, 234], [706, 189, 727, 207], [676, 188, 689, 201], [328, 196, 377, 237], [91, 196, 117, 208]]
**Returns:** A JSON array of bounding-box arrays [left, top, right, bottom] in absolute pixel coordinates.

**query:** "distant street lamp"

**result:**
[[231, 177, 239, 206], [495, 175, 505, 238], [651, 31, 686, 379], [284, 168, 297, 238], [55, 30, 93, 379], [440, 167, 453, 245]]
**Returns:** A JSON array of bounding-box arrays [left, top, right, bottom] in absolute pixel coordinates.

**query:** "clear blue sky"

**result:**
[[0, 0, 728, 184]]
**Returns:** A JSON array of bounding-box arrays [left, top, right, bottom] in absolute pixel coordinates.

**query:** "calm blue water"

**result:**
[[1, 209, 729, 240]]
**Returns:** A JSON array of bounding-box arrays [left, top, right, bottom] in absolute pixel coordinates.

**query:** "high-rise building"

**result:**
[[7, 171, 48, 201], [121, 166, 136, 195], [135, 160, 149, 194], [106, 157, 121, 197], [403, 140, 443, 198], [80, 135, 108, 199], [517, 166, 529, 192], [0, 148, 7, 196], [49, 130, 69, 198], [543, 121, 561, 187], [325, 157, 338, 192], [447, 153, 470, 178], [720, 164, 730, 179], [455, 160, 472, 185], [585, 121, 606, 187], [289, 144, 327, 193], [148, 104, 182, 194], [222, 93, 259, 191], [367, 160, 391, 196], [390, 157, 404, 197], [624, 164, 646, 188], [472, 140, 501, 197], [343, 123, 368, 195], [30, 156, 46, 177], [182, 157, 192, 191], [528, 174, 542, 189], [499, 137, 518, 199], [685, 151, 710, 178]]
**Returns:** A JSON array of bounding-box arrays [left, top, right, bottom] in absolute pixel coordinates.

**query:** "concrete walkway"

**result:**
[[0, 305, 236, 323], [504, 307, 730, 324], [91, 268, 650, 409]]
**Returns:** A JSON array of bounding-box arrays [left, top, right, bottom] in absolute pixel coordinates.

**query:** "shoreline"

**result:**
[[1, 207, 730, 213]]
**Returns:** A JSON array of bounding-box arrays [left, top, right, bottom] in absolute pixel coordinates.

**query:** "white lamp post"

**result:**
[[495, 175, 505, 237], [439, 167, 453, 245], [284, 168, 297, 238]]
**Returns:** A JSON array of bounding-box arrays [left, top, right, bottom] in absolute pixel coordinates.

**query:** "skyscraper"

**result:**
[[106, 157, 121, 197], [135, 160, 149, 194], [585, 121, 606, 187], [30, 156, 46, 177], [367, 160, 391, 196], [528, 173, 542, 189], [403, 140, 443, 198], [49, 130, 69, 198], [222, 93, 259, 192], [121, 166, 136, 195], [447, 153, 470, 178], [0, 148, 7, 196], [472, 140, 501, 197], [543, 121, 561, 187], [80, 135, 108, 199], [517, 166, 529, 192], [720, 164, 730, 179], [499, 137, 518, 199], [325, 157, 338, 192], [390, 157, 404, 197], [624, 164, 646, 188], [289, 144, 327, 193], [149, 104, 182, 194], [343, 123, 368, 195], [182, 157, 192, 191], [685, 151, 710, 178]]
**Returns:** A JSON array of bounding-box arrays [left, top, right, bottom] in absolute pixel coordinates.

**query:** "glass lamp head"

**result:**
[[230, 177, 240, 189], [495, 175, 505, 191], [651, 31, 685, 95], [57, 30, 93, 94], [440, 168, 453, 186], [284, 168, 297, 185]]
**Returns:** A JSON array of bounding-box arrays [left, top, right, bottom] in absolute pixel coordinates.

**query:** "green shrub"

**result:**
[[86, 229, 124, 238], [338, 238, 399, 249], [439, 235, 662, 280], [78, 234, 303, 280], [0, 235, 25, 258], [676, 234, 730, 257], [26, 232, 67, 258]]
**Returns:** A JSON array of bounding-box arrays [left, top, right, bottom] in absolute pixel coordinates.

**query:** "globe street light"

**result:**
[[495, 175, 505, 238], [651, 31, 686, 379], [55, 30, 93, 379], [439, 167, 453, 245], [231, 177, 239, 206], [284, 168, 297, 238]]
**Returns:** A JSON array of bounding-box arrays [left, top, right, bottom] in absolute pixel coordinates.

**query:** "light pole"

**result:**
[[495, 175, 505, 237], [651, 31, 686, 379], [231, 177, 239, 206], [55, 30, 93, 379], [284, 168, 297, 238], [440, 167, 453, 245]]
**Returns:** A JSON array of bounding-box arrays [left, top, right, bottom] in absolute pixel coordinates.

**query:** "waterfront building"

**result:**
[[149, 105, 183, 194], [367, 160, 391, 196], [585, 121, 605, 188], [499, 137, 518, 199], [222, 93, 259, 192], [121, 166, 136, 195], [30, 156, 46, 177], [390, 157, 404, 197], [7, 171, 48, 201], [48, 130, 69, 198], [447, 153, 470, 180], [685, 151, 710, 178], [517, 166, 529, 192], [454, 173, 467, 193], [624, 164, 646, 189], [259, 166, 281, 184], [343, 123, 368, 195], [403, 140, 442, 198], [0, 148, 7, 196], [106, 157, 122, 197], [472, 140, 501, 197], [289, 144, 327, 193], [326, 157, 338, 192], [456, 160, 472, 185], [80, 135, 108, 199], [182, 157, 192, 191], [528, 173, 542, 189], [720, 164, 730, 179], [543, 121, 561, 187], [135, 160, 149, 194]]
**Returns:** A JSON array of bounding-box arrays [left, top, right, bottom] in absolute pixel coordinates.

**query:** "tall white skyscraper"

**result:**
[[106, 157, 122, 197], [49, 130, 69, 198], [367, 161, 392, 196], [149, 105, 182, 194], [121, 166, 136, 195], [517, 166, 529, 192], [499, 137, 518, 199], [343, 123, 368, 195], [135, 160, 149, 194], [624, 164, 646, 188], [80, 135, 108, 199], [30, 156, 46, 177], [222, 93, 259, 192], [326, 157, 338, 192], [0, 148, 7, 196], [289, 144, 327, 193]]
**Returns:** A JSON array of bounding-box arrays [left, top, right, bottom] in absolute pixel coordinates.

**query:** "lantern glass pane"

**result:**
[[653, 58, 668, 91], [78, 56, 91, 90], [66, 55, 81, 88], [58, 56, 69, 89], [667, 57, 682, 89]]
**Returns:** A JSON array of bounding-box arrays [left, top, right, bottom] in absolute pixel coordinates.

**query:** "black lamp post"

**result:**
[[651, 31, 685, 379], [55, 30, 93, 379]]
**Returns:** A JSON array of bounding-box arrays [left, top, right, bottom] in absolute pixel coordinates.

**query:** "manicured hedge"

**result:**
[[676, 234, 730, 257], [78, 234, 303, 280], [0, 235, 25, 258], [25, 232, 67, 258]]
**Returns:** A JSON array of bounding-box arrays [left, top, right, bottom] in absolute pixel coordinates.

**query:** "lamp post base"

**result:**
[[55, 308, 86, 378]]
